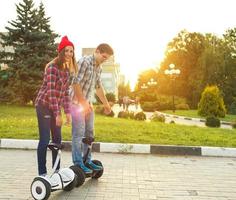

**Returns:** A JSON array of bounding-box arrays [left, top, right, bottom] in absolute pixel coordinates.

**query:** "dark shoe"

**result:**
[[86, 161, 103, 171], [80, 164, 92, 174]]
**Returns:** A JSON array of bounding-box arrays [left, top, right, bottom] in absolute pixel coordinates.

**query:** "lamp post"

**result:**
[[141, 78, 157, 90], [164, 64, 181, 113], [147, 78, 157, 87], [141, 83, 148, 89]]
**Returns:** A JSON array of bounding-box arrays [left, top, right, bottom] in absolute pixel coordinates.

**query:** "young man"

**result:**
[[71, 43, 114, 174]]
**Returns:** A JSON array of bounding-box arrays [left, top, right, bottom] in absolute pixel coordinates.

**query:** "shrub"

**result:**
[[150, 112, 165, 122], [205, 116, 221, 127], [106, 110, 115, 117], [94, 105, 114, 117], [118, 111, 130, 119], [175, 103, 190, 110], [229, 98, 236, 115], [95, 92, 116, 104], [134, 112, 146, 121], [198, 85, 226, 118], [128, 111, 135, 119], [140, 95, 187, 111], [94, 105, 104, 114], [231, 121, 236, 129], [106, 92, 116, 103], [141, 101, 156, 112]]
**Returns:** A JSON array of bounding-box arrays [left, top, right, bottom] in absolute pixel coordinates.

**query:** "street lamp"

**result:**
[[147, 78, 157, 86], [164, 64, 181, 113], [141, 83, 148, 89]]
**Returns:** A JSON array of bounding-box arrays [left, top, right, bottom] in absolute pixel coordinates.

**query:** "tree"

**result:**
[[198, 85, 226, 118], [158, 30, 205, 107], [118, 82, 131, 98], [0, 0, 58, 104]]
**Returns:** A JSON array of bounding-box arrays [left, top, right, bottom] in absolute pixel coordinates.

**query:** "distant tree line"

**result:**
[[0, 0, 58, 104], [135, 29, 236, 112]]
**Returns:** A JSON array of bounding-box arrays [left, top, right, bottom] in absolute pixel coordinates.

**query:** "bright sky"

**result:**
[[1, 0, 236, 89]]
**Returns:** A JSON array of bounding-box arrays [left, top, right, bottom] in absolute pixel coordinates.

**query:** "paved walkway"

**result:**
[[1, 149, 236, 200]]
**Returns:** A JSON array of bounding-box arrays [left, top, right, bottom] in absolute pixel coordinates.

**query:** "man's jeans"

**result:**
[[71, 104, 94, 166], [36, 104, 61, 175]]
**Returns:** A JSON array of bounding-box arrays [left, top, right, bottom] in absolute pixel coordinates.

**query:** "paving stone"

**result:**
[[0, 149, 236, 199]]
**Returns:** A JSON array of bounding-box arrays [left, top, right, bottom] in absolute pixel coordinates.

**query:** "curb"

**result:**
[[156, 111, 232, 125], [0, 138, 236, 158]]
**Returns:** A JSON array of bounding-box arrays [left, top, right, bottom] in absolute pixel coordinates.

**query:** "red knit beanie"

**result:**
[[58, 36, 74, 53]]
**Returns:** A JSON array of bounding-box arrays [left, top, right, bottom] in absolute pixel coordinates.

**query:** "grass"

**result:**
[[163, 110, 236, 122], [0, 105, 236, 147]]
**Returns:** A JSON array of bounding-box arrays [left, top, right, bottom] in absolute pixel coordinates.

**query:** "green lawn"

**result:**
[[0, 105, 236, 147], [163, 110, 236, 122]]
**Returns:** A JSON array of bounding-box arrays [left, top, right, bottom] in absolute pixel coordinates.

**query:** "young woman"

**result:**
[[35, 36, 77, 176]]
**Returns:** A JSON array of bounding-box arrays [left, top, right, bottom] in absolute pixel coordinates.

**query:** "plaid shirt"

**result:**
[[35, 64, 71, 117], [72, 55, 102, 102]]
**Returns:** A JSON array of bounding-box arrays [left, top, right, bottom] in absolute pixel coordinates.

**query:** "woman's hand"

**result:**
[[56, 115, 63, 127]]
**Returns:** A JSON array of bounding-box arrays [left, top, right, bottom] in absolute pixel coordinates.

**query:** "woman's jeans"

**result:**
[[71, 104, 94, 166], [36, 104, 61, 175]]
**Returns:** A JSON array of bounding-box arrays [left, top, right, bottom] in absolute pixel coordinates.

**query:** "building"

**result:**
[[0, 32, 13, 71], [82, 48, 120, 100]]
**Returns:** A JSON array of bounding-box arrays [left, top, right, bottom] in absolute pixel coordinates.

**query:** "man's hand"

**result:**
[[103, 103, 111, 115], [80, 99, 92, 114], [56, 115, 63, 127]]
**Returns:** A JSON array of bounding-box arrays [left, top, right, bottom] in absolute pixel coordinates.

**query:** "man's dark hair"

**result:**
[[96, 43, 114, 55]]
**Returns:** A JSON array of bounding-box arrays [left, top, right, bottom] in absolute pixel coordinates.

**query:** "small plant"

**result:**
[[128, 111, 135, 119], [198, 85, 226, 118], [134, 112, 146, 121], [106, 110, 115, 117], [205, 116, 221, 127], [118, 111, 130, 119], [94, 105, 104, 114], [231, 121, 236, 129], [150, 112, 165, 122]]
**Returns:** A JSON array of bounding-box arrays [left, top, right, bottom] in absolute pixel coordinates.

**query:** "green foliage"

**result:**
[[150, 112, 165, 122], [140, 95, 187, 111], [135, 69, 158, 91], [134, 112, 146, 121], [175, 103, 190, 110], [95, 92, 116, 104], [198, 85, 226, 118], [154, 29, 236, 109], [117, 111, 135, 119], [229, 98, 236, 115], [118, 111, 130, 119], [94, 105, 114, 117], [205, 116, 221, 128], [1, 105, 236, 147], [0, 0, 58, 104], [106, 92, 116, 103], [94, 105, 104, 114], [232, 121, 236, 129], [141, 102, 157, 112], [118, 82, 131, 98]]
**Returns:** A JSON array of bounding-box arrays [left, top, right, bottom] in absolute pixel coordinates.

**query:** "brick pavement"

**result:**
[[0, 149, 236, 200]]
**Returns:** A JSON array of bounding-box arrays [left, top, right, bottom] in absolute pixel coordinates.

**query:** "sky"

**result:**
[[1, 0, 236, 89]]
